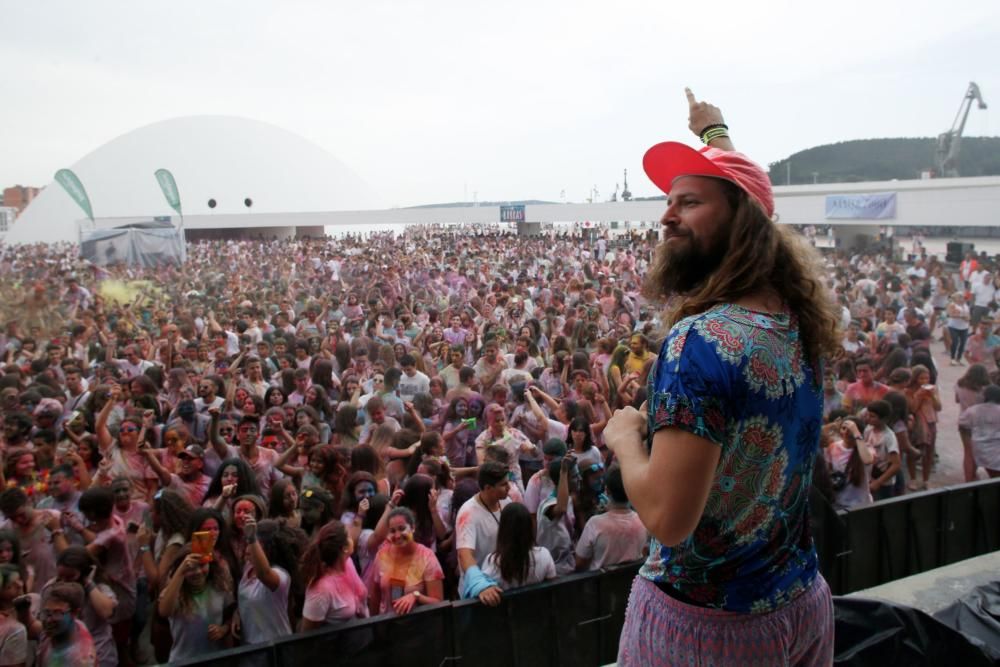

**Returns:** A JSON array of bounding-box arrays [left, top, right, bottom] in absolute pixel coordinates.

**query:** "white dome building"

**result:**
[[7, 115, 381, 244]]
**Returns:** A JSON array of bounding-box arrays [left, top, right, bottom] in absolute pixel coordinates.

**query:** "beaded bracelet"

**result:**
[[698, 123, 728, 136]]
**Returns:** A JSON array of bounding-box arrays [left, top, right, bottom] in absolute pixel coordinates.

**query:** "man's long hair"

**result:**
[[645, 181, 841, 378]]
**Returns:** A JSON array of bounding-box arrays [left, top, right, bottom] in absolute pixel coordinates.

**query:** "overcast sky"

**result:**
[[2, 0, 998, 207]]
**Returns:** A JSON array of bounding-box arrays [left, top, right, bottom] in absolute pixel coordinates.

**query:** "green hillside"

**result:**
[[768, 137, 1000, 185]]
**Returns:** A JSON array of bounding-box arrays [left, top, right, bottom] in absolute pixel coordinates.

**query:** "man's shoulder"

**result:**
[[664, 304, 782, 361], [455, 496, 478, 519]]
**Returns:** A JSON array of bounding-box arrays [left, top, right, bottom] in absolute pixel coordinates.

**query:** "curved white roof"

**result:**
[[7, 115, 381, 243]]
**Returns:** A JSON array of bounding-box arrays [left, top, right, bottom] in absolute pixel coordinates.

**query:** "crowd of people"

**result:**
[[0, 224, 995, 665], [820, 249, 1000, 512]]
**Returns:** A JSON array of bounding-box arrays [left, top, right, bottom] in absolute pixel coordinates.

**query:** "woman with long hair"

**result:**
[[423, 374, 444, 406], [266, 478, 301, 528], [263, 386, 287, 410], [331, 403, 360, 447], [298, 487, 336, 538], [441, 396, 479, 468], [202, 458, 261, 519], [882, 390, 918, 491], [294, 405, 328, 446], [378, 474, 448, 551], [956, 363, 991, 481], [300, 522, 368, 630], [235, 517, 306, 646], [340, 471, 378, 526], [348, 493, 389, 580], [45, 546, 120, 667], [148, 489, 195, 585], [94, 387, 158, 502], [367, 507, 444, 616], [302, 445, 350, 508], [821, 416, 873, 510], [538, 351, 569, 399], [567, 416, 603, 469], [157, 546, 235, 663], [482, 503, 556, 590], [309, 358, 339, 400], [905, 365, 942, 491], [2, 448, 43, 500], [73, 434, 103, 478], [350, 444, 390, 496], [303, 386, 334, 438], [0, 529, 33, 594]]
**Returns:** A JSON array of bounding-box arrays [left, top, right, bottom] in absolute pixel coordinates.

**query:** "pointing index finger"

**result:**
[[685, 87, 697, 108]]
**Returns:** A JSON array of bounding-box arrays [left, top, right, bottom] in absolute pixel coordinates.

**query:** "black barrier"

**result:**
[[174, 479, 1000, 665], [827, 477, 1000, 595], [177, 561, 642, 667]]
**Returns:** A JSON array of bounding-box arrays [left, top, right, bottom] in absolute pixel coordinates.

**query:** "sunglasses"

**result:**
[[120, 425, 140, 433]]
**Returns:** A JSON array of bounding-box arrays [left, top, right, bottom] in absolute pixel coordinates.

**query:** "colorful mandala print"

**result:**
[[705, 415, 788, 547], [641, 303, 821, 614], [690, 305, 807, 400], [648, 390, 727, 447]]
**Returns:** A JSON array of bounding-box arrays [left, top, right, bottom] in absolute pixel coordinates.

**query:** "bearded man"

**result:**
[[606, 89, 840, 666]]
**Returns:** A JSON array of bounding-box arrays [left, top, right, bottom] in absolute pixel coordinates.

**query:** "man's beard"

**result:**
[[644, 230, 728, 298]]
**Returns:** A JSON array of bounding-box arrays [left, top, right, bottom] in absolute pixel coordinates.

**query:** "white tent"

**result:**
[[80, 221, 186, 267]]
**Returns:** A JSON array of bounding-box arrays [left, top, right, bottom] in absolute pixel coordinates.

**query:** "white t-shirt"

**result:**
[[194, 396, 225, 414], [115, 357, 156, 380], [301, 560, 369, 626], [168, 586, 233, 663], [864, 425, 899, 468], [536, 496, 575, 575], [0, 616, 27, 667], [238, 565, 292, 644], [824, 439, 873, 510], [456, 495, 512, 588], [972, 281, 996, 308], [575, 510, 647, 570], [482, 546, 557, 590], [398, 371, 431, 403], [572, 446, 604, 471], [522, 472, 554, 514]]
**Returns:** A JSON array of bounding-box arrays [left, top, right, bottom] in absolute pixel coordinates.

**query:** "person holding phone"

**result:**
[[822, 416, 874, 510], [157, 549, 234, 663]]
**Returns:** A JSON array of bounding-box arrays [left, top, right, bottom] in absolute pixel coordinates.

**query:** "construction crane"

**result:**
[[936, 82, 987, 177]]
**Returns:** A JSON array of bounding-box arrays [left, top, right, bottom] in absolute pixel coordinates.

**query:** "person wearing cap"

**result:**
[[605, 89, 839, 666], [142, 444, 212, 508]]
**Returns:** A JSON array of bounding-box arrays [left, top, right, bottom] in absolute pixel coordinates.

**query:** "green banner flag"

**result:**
[[154, 169, 183, 217], [54, 169, 94, 222]]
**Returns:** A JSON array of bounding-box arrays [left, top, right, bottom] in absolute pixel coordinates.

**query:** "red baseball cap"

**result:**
[[643, 142, 775, 218]]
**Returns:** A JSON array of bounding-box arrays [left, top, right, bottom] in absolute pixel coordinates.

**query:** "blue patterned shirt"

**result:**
[[640, 304, 822, 613]]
